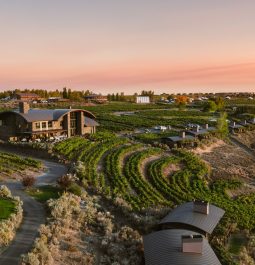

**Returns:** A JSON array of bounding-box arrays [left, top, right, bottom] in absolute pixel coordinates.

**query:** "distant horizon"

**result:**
[[1, 87, 254, 96], [1, 1, 255, 93]]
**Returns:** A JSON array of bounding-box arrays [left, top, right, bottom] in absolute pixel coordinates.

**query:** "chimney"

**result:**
[[205, 124, 209, 130], [195, 125, 200, 132], [233, 121, 236, 127], [69, 106, 72, 109], [253, 118, 255, 123], [244, 120, 247, 125], [182, 235, 203, 254], [180, 131, 186, 138], [193, 200, 209, 215], [19, 102, 30, 114]]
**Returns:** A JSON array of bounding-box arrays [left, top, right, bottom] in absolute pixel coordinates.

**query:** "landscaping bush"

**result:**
[[67, 183, 82, 196], [57, 174, 73, 190], [22, 175, 36, 188]]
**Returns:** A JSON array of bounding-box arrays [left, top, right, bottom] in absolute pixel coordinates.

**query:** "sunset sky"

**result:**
[[0, 0, 255, 94]]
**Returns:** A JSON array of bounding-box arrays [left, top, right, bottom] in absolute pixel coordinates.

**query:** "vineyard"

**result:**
[[79, 103, 216, 132], [0, 152, 41, 176], [54, 136, 255, 231]]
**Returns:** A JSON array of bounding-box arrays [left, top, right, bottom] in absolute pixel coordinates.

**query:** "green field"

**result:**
[[77, 103, 217, 132], [0, 198, 16, 220]]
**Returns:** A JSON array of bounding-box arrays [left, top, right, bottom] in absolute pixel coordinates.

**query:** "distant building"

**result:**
[[229, 121, 244, 133], [14, 93, 41, 101], [162, 131, 196, 148], [0, 102, 99, 141], [136, 96, 150, 104], [47, 97, 70, 103], [84, 94, 108, 104]]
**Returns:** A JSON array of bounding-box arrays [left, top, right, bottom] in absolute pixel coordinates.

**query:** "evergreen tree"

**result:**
[[63, 87, 68, 99]]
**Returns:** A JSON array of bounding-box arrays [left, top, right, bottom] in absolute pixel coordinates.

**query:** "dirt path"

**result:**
[[229, 136, 255, 161], [0, 159, 67, 265]]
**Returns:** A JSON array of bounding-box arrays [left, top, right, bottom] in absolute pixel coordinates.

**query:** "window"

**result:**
[[48, 121, 53, 128], [42, 122, 47, 129], [70, 112, 76, 119], [70, 120, 76, 128], [0, 120, 2, 126], [35, 122, 40, 129]]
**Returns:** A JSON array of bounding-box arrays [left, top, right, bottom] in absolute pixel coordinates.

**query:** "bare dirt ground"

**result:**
[[194, 140, 255, 182], [163, 162, 182, 181], [193, 140, 225, 155], [139, 154, 162, 180]]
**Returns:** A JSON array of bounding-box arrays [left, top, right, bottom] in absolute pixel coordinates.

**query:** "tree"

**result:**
[[141, 90, 154, 101], [217, 112, 229, 137], [67, 89, 72, 99], [176, 95, 188, 110], [214, 97, 225, 110], [204, 100, 218, 112], [63, 87, 68, 99]]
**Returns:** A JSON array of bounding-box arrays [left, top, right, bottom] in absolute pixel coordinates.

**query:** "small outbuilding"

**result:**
[[162, 131, 196, 148]]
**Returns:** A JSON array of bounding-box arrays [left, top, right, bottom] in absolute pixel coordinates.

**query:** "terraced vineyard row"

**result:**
[[123, 148, 169, 208], [0, 152, 41, 174], [54, 136, 255, 230]]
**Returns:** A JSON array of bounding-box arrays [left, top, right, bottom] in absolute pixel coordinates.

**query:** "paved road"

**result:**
[[0, 159, 67, 265]]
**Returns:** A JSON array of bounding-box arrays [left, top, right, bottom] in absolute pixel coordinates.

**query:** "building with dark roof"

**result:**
[[229, 121, 244, 133], [14, 92, 41, 101], [248, 118, 255, 125], [0, 102, 99, 141], [84, 94, 108, 104], [162, 131, 196, 148], [187, 124, 217, 139], [143, 229, 222, 265], [143, 201, 225, 265], [159, 201, 225, 236]]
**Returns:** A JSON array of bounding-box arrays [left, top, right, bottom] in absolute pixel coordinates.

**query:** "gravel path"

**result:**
[[0, 159, 67, 265]]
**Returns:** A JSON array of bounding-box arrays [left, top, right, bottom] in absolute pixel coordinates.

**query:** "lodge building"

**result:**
[[0, 102, 99, 141]]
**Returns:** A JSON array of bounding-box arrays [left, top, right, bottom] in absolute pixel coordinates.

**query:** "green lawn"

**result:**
[[27, 185, 61, 202], [0, 198, 16, 220]]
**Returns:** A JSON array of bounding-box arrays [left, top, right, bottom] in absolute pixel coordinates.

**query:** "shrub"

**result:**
[[57, 174, 73, 190], [67, 183, 82, 196], [22, 175, 36, 188]]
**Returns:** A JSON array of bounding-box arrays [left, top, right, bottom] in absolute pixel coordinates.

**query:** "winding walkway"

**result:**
[[0, 159, 67, 265]]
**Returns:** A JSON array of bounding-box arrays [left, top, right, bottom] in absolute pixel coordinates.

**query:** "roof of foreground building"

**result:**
[[143, 229, 221, 265], [159, 202, 225, 234]]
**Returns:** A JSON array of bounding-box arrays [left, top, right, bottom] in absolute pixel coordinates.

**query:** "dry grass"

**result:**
[[196, 141, 255, 182]]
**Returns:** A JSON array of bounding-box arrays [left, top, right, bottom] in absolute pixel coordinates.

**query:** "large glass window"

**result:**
[[48, 121, 53, 128]]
